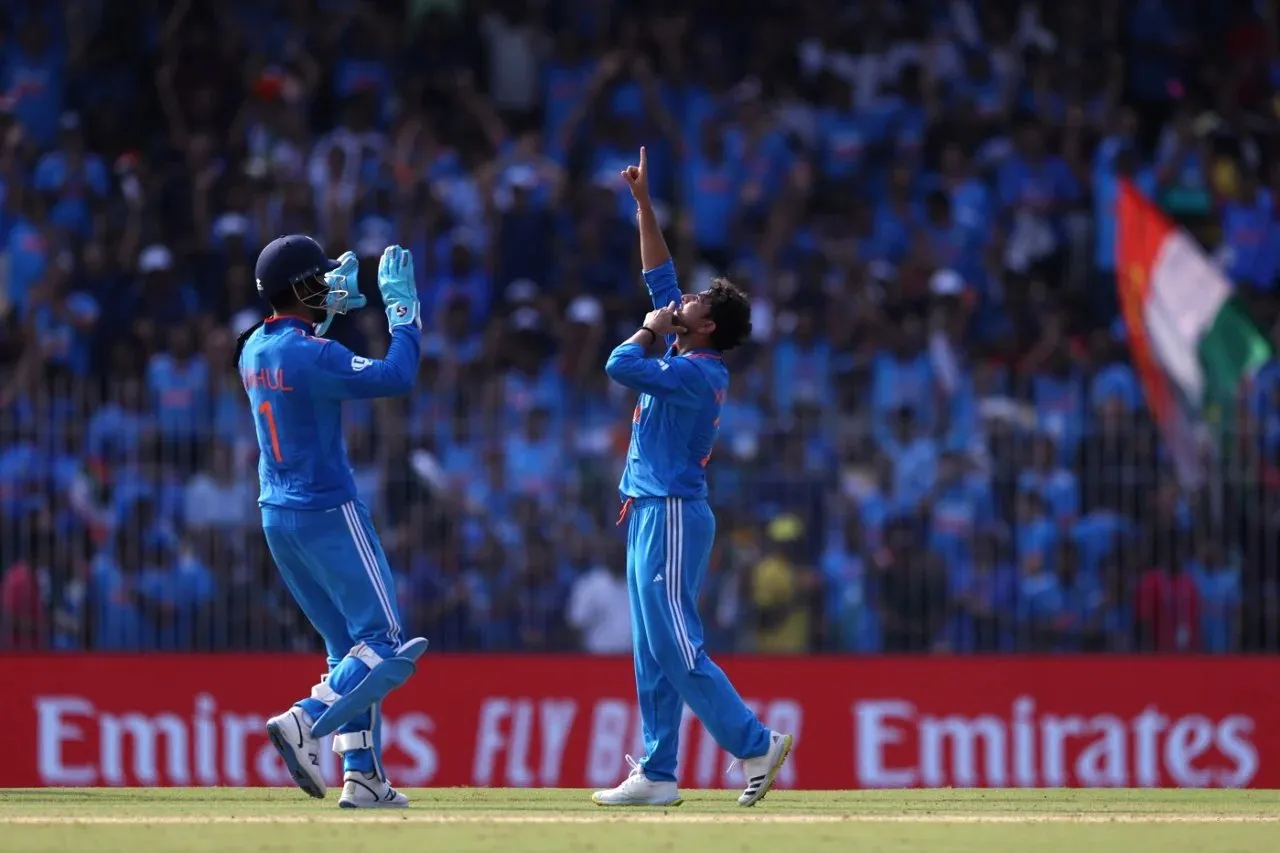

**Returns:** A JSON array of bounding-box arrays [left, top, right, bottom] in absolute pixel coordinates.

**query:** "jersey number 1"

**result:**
[[258, 401, 284, 462]]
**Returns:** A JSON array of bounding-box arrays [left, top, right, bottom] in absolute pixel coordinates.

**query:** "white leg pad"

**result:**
[[311, 679, 342, 706], [350, 643, 385, 669], [332, 730, 374, 755], [311, 645, 381, 708]]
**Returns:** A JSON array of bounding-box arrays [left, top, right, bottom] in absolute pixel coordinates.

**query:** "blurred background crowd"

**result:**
[[2, 0, 1280, 656]]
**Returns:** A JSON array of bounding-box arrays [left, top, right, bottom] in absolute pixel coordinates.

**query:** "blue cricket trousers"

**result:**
[[262, 500, 403, 776], [625, 496, 770, 782]]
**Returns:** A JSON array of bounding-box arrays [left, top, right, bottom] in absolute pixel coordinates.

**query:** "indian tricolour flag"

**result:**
[[1116, 180, 1273, 488]]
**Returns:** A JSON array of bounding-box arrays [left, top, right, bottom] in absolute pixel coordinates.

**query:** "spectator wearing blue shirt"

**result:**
[[1089, 328, 1144, 416], [90, 527, 158, 650], [882, 408, 939, 517], [146, 323, 209, 472], [439, 411, 482, 494], [1245, 355, 1280, 466], [85, 379, 149, 466], [852, 199, 910, 267], [426, 243, 492, 334], [487, 130, 564, 213], [879, 164, 925, 247], [681, 122, 743, 270], [871, 317, 937, 447], [2, 18, 64, 147], [333, 46, 392, 128], [183, 443, 254, 532], [30, 266, 100, 379], [1031, 346, 1086, 462], [1018, 434, 1079, 529], [132, 246, 202, 336], [849, 457, 898, 554], [459, 447, 511, 524], [1072, 508, 1135, 580], [815, 74, 868, 186], [542, 32, 595, 151], [461, 534, 516, 651], [500, 331, 567, 422], [948, 528, 1017, 652], [771, 306, 833, 418], [1053, 541, 1113, 651], [725, 102, 794, 221], [919, 190, 980, 282], [952, 50, 1008, 127], [5, 188, 52, 317], [164, 544, 217, 649], [883, 65, 928, 158], [1220, 169, 1276, 292], [1093, 555, 1134, 652], [997, 121, 1080, 288], [1188, 540, 1241, 654], [929, 451, 997, 577], [504, 406, 568, 499], [0, 422, 43, 522], [932, 143, 991, 239], [1015, 490, 1058, 578], [513, 535, 572, 650], [495, 179, 556, 295], [33, 116, 109, 239], [818, 515, 878, 653], [401, 527, 472, 650], [1016, 535, 1066, 651], [111, 446, 185, 539]]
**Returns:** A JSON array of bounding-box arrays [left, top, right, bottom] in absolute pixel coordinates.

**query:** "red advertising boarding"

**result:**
[[3, 655, 1277, 790]]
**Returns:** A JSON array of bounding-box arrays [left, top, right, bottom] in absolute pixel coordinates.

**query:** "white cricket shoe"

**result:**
[[736, 731, 794, 807], [338, 771, 410, 808], [591, 756, 683, 807], [265, 707, 326, 799]]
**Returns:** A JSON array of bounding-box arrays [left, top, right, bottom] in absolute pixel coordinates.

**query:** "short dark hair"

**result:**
[[706, 277, 752, 352]]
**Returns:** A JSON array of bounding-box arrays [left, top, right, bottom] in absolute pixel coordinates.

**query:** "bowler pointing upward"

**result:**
[[596, 147, 794, 808]]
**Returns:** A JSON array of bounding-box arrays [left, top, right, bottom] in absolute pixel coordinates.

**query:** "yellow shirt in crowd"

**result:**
[[751, 556, 809, 653]]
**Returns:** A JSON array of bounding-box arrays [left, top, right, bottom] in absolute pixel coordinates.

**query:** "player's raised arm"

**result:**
[[622, 146, 682, 320], [311, 335, 419, 399], [311, 245, 422, 399]]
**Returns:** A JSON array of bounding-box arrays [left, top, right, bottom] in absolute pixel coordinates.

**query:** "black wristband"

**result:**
[[639, 326, 658, 344]]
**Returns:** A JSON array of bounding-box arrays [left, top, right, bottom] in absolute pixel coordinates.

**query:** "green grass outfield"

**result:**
[[1, 788, 1278, 853]]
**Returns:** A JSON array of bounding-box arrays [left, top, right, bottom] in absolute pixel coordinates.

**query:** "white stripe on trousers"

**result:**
[[665, 497, 697, 671], [341, 501, 401, 645]]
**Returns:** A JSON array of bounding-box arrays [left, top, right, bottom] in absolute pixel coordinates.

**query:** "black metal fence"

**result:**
[[3, 361, 1279, 656]]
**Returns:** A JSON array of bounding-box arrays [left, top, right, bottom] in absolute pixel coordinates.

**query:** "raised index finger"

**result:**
[[639, 146, 647, 170]]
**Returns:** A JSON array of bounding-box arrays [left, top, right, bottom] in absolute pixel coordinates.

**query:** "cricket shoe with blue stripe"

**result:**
[[265, 707, 326, 799], [735, 731, 794, 807], [591, 756, 683, 807], [338, 771, 410, 808]]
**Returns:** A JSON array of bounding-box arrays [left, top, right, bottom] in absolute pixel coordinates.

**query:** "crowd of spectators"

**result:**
[[2, 0, 1280, 655]]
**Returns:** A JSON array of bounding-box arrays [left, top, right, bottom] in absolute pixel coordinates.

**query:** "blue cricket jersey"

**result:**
[[238, 315, 421, 510], [606, 260, 726, 501]]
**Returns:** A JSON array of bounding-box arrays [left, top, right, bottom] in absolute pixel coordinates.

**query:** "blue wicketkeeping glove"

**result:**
[[327, 251, 368, 310], [378, 245, 421, 332], [314, 251, 367, 337]]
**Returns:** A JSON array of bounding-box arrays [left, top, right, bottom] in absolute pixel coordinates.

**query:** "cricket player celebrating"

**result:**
[[237, 235, 427, 808], [595, 148, 793, 808]]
